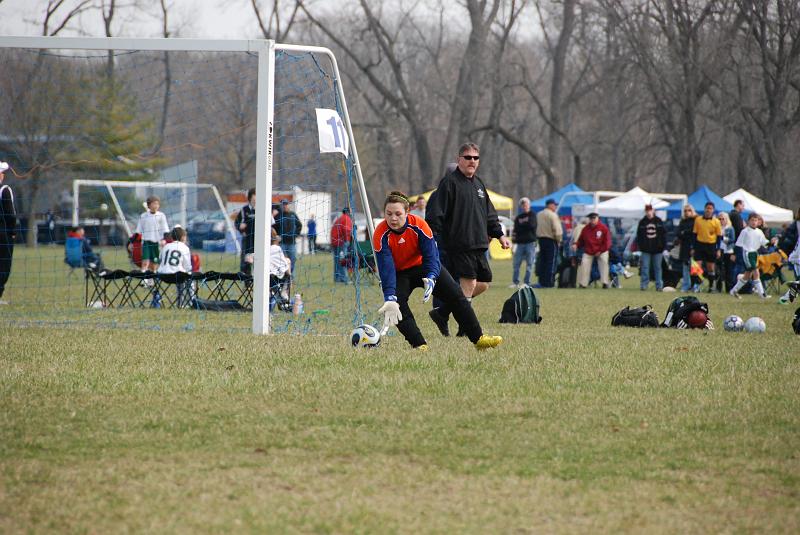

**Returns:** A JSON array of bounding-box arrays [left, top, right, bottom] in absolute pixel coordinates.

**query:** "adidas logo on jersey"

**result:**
[[398, 237, 405, 243]]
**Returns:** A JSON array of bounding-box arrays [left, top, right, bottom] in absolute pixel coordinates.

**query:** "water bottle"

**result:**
[[293, 293, 303, 315]]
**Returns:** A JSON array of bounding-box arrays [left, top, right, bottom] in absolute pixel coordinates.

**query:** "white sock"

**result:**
[[732, 278, 746, 292], [753, 280, 765, 296], [781, 289, 791, 301], [466, 297, 473, 302]]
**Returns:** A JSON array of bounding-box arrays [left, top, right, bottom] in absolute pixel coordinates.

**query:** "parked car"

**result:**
[[187, 211, 232, 249]]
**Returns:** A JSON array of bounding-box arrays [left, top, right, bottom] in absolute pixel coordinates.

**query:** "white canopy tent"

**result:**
[[572, 187, 683, 219], [723, 188, 794, 225]]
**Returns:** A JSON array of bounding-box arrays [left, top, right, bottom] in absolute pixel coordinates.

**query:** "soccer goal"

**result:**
[[0, 36, 381, 335]]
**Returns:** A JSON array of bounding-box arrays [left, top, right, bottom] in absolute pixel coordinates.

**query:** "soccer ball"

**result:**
[[351, 324, 381, 348], [743, 316, 766, 333], [686, 310, 708, 329], [723, 315, 744, 332]]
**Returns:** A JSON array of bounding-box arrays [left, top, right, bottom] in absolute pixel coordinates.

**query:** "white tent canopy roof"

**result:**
[[593, 187, 670, 218], [723, 188, 794, 225]]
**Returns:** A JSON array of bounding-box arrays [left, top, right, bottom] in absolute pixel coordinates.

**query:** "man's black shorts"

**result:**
[[694, 242, 717, 263], [446, 248, 492, 282]]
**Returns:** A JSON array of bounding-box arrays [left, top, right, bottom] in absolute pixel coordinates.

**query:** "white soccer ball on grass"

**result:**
[[723, 315, 744, 332], [350, 324, 381, 348], [743, 317, 766, 333]]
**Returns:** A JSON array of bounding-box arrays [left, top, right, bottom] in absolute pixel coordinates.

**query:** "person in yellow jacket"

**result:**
[[693, 201, 722, 292]]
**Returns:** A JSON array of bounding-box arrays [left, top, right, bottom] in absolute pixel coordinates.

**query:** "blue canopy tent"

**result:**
[[530, 183, 594, 214], [665, 185, 733, 219]]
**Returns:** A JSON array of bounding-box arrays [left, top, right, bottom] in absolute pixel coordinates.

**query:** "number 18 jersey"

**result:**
[[157, 241, 193, 274]]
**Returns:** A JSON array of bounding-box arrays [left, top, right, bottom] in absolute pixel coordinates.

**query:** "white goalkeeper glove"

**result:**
[[422, 277, 436, 303], [378, 300, 402, 329]]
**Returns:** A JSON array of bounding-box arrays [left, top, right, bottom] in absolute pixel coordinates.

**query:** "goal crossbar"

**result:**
[[2, 35, 374, 335]]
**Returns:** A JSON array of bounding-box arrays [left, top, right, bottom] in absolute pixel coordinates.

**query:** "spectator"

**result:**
[[693, 201, 723, 292], [676, 205, 697, 292], [135, 195, 169, 273], [0, 161, 16, 305], [510, 197, 536, 288], [307, 213, 317, 255], [269, 228, 292, 301], [536, 198, 563, 288], [636, 203, 666, 291], [373, 191, 502, 350], [730, 212, 769, 299], [572, 212, 611, 288], [409, 195, 427, 219], [66, 226, 104, 271], [157, 226, 193, 307], [331, 207, 353, 283], [234, 187, 256, 274], [425, 142, 510, 337], [717, 211, 736, 292], [778, 207, 800, 304], [273, 199, 302, 275]]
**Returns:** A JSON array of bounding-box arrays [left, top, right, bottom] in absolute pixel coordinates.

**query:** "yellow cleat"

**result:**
[[475, 335, 503, 350], [415, 344, 429, 352]]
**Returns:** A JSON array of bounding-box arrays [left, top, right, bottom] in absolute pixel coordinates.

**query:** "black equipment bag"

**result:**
[[499, 286, 542, 324], [611, 305, 659, 327], [661, 296, 711, 329], [793, 307, 800, 335]]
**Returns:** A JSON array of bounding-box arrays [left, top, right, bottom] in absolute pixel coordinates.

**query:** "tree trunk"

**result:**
[[547, 0, 577, 186]]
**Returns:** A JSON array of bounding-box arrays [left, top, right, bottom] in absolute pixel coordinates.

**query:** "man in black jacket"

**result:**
[[636, 204, 666, 291], [511, 197, 536, 288], [0, 161, 17, 305], [426, 142, 510, 336], [235, 187, 257, 274], [273, 199, 302, 275]]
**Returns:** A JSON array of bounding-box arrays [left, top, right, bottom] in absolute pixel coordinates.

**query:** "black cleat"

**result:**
[[428, 308, 450, 337]]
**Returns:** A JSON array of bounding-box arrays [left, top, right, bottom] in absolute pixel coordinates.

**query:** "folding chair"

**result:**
[[342, 241, 378, 285], [758, 250, 787, 297], [152, 272, 192, 308], [123, 271, 158, 308], [65, 237, 84, 277]]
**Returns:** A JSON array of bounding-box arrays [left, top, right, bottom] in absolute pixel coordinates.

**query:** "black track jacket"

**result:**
[[425, 168, 503, 252]]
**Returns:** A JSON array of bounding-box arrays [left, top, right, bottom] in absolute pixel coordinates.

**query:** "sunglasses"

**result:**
[[460, 155, 480, 161]]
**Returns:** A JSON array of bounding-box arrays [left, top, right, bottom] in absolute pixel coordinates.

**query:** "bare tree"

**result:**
[[298, 0, 439, 187], [250, 0, 303, 41], [729, 0, 800, 200], [602, 0, 745, 193], [437, 0, 502, 172]]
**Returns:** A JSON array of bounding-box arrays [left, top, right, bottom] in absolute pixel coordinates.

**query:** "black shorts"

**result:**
[[694, 242, 717, 263], [446, 248, 492, 282]]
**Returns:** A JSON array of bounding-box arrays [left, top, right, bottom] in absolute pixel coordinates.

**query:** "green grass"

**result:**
[[1, 249, 799, 533]]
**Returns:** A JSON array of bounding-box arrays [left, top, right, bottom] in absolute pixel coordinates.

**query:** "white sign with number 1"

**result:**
[[315, 108, 349, 157]]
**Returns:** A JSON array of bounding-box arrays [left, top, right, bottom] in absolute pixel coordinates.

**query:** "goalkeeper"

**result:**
[[374, 191, 502, 351]]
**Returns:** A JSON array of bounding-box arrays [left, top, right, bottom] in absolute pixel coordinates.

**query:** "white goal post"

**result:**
[[0, 35, 374, 335], [72, 179, 239, 253]]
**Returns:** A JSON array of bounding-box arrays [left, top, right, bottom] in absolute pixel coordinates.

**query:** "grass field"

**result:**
[[1, 247, 799, 533]]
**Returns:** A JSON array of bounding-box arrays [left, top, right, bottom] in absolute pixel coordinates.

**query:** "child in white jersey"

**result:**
[[136, 196, 170, 272], [730, 212, 769, 299], [158, 227, 193, 306]]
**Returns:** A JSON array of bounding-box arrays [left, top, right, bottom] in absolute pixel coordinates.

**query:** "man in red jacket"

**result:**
[[572, 212, 612, 289], [330, 207, 353, 283]]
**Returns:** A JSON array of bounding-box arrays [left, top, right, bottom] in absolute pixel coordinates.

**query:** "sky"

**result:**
[[0, 0, 257, 39]]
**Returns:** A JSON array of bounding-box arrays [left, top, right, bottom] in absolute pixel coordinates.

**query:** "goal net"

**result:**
[[0, 37, 382, 336]]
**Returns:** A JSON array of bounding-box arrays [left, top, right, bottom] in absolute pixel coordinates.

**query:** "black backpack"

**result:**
[[499, 286, 542, 324], [661, 296, 711, 329], [793, 307, 800, 335], [611, 305, 659, 328]]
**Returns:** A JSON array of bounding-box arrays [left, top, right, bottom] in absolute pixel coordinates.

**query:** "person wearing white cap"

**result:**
[[0, 161, 17, 304]]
